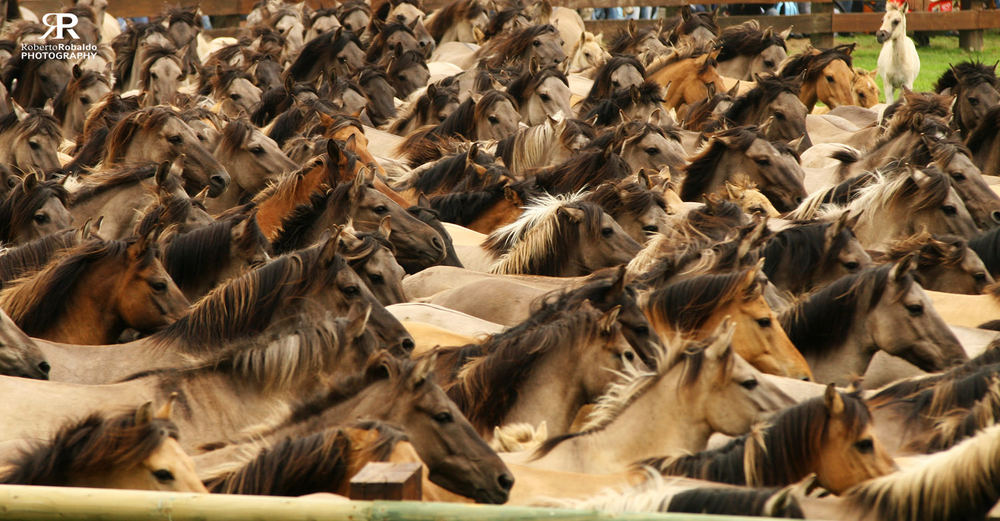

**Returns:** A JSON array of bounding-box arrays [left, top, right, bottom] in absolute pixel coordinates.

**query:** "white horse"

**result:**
[[876, 2, 920, 102]]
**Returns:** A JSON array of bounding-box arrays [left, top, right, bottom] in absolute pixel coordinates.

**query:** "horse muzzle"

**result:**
[[875, 31, 890, 43], [208, 172, 231, 198]]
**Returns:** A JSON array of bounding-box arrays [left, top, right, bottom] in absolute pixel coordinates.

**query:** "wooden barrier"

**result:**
[[349, 462, 423, 500], [18, 0, 998, 49], [0, 484, 791, 521]]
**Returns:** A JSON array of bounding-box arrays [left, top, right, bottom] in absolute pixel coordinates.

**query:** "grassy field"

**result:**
[[787, 30, 1000, 101]]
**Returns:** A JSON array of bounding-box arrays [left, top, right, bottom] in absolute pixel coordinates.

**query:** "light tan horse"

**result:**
[[0, 397, 207, 493], [507, 321, 794, 474], [852, 67, 880, 107]]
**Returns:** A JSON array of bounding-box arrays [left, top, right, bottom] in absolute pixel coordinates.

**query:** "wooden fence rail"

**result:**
[[20, 0, 999, 49]]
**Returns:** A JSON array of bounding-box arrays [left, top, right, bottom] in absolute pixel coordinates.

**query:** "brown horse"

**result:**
[[584, 179, 669, 242], [210, 119, 297, 213], [104, 107, 230, 198], [0, 105, 62, 175], [761, 214, 872, 295], [0, 233, 190, 345], [0, 399, 207, 492], [427, 181, 532, 234], [646, 44, 725, 112], [339, 223, 408, 305], [475, 24, 565, 70], [933, 61, 1000, 138], [52, 65, 112, 142], [715, 21, 789, 81], [642, 267, 813, 380], [707, 73, 810, 150], [0, 308, 48, 380], [640, 385, 896, 494], [885, 231, 993, 294], [779, 44, 857, 111]]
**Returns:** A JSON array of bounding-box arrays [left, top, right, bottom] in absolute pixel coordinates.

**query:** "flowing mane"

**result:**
[[681, 126, 760, 201], [761, 221, 855, 289], [0, 176, 68, 243], [716, 20, 786, 62], [0, 406, 179, 486], [477, 24, 559, 70], [0, 229, 79, 289], [779, 44, 854, 83], [532, 146, 630, 194], [643, 268, 759, 332]]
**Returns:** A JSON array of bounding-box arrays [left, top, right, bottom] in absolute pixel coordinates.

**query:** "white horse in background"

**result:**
[[876, 1, 920, 102]]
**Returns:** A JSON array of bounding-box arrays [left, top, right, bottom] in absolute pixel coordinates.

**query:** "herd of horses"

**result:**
[[3, 0, 1000, 518]]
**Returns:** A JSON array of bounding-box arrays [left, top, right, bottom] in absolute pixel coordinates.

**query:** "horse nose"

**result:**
[[210, 172, 230, 192], [991, 210, 1000, 223], [431, 235, 446, 255], [38, 360, 50, 376], [497, 472, 514, 492], [401, 337, 415, 352]]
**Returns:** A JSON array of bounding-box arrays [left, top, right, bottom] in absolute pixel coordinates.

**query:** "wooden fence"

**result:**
[[20, 0, 1000, 49]]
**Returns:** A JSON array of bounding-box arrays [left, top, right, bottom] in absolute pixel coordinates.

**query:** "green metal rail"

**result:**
[[0, 484, 790, 521]]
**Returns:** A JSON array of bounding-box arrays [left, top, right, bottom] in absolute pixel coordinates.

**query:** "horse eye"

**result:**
[[32, 213, 50, 224], [150, 72, 158, 80], [488, 115, 499, 124], [942, 205, 958, 216], [28, 141, 40, 150], [338, 56, 347, 63], [539, 93, 550, 102], [740, 379, 759, 390], [150, 281, 168, 292], [892, 20, 899, 26], [843, 260, 860, 271], [229, 93, 241, 101], [167, 135, 183, 144], [344, 285, 361, 296], [854, 439, 874, 454], [975, 272, 988, 281], [968, 97, 980, 106], [584, 52, 591, 58], [369, 273, 384, 284], [858, 93, 866, 99], [756, 317, 772, 328], [951, 171, 966, 181], [623, 351, 635, 361], [906, 303, 924, 316], [373, 205, 389, 214], [774, 112, 786, 120], [825, 75, 834, 82], [754, 157, 770, 166], [763, 60, 774, 68], [433, 411, 454, 423], [250, 146, 264, 154], [634, 325, 649, 335], [645, 147, 658, 155], [152, 469, 175, 482], [79, 96, 91, 104], [532, 40, 541, 47], [601, 227, 614, 238]]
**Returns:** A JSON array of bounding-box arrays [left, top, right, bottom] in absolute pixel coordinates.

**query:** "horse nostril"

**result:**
[[497, 473, 514, 491], [991, 210, 1000, 223], [431, 236, 444, 252], [210, 174, 228, 188], [795, 196, 804, 205], [401, 338, 415, 351], [38, 361, 50, 375]]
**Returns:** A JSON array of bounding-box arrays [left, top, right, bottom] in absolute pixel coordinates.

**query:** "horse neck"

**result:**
[[489, 338, 589, 437], [68, 181, 154, 240], [256, 166, 330, 240], [798, 79, 819, 111], [469, 199, 520, 234], [794, 291, 879, 385], [538, 374, 712, 474], [37, 337, 185, 385], [41, 261, 126, 345]]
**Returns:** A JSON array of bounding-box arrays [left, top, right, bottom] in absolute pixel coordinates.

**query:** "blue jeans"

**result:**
[[592, 7, 624, 19]]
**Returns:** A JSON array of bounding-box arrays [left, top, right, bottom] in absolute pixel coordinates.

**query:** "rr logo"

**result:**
[[40, 13, 80, 40]]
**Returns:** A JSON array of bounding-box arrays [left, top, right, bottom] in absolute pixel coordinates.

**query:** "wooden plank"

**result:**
[[425, 0, 829, 10], [348, 462, 422, 501], [585, 13, 831, 35], [810, 2, 834, 47], [833, 9, 1000, 32], [24, 0, 258, 18]]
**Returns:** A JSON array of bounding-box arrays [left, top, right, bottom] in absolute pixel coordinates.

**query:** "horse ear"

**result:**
[[417, 192, 431, 208], [12, 101, 27, 121], [824, 384, 845, 416], [327, 138, 344, 164], [503, 186, 523, 206], [647, 108, 663, 127], [890, 252, 916, 282], [557, 205, 585, 223], [711, 6, 721, 22], [472, 26, 485, 44], [778, 26, 793, 40], [134, 401, 154, 426], [22, 171, 37, 190], [345, 301, 372, 340], [373, 214, 390, 239], [705, 317, 735, 360], [410, 350, 436, 388], [155, 160, 171, 187], [598, 305, 621, 335], [193, 186, 210, 206], [609, 264, 627, 297], [724, 180, 739, 199], [319, 225, 344, 266], [155, 392, 178, 420], [826, 211, 849, 245], [364, 350, 397, 381], [466, 142, 479, 166], [426, 83, 437, 97], [680, 6, 691, 21]]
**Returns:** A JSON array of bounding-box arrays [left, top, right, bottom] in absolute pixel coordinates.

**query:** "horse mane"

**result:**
[[53, 69, 111, 124], [0, 229, 79, 290], [0, 107, 61, 143], [846, 164, 952, 221], [639, 391, 871, 487], [0, 407, 179, 486], [0, 177, 69, 242], [887, 231, 968, 268], [779, 44, 854, 83], [204, 422, 407, 495], [111, 22, 171, 88], [608, 25, 660, 55], [270, 183, 352, 254], [681, 126, 759, 201], [68, 162, 162, 205], [581, 54, 646, 109], [159, 5, 201, 27], [406, 147, 507, 194], [425, 0, 484, 41], [442, 302, 620, 432], [665, 485, 804, 517], [365, 22, 415, 62], [427, 182, 506, 225], [139, 45, 183, 91], [286, 28, 362, 82], [934, 60, 1000, 93], [398, 90, 515, 163], [200, 64, 254, 96], [643, 268, 758, 333], [533, 147, 630, 194], [387, 49, 427, 77], [843, 423, 1000, 520], [478, 24, 558, 69], [0, 238, 149, 336], [149, 242, 349, 353], [667, 9, 719, 43], [217, 119, 255, 157], [761, 221, 853, 289], [388, 78, 459, 134], [969, 226, 1000, 276], [965, 105, 1000, 152], [645, 43, 716, 77], [780, 265, 902, 358], [716, 20, 786, 62], [134, 183, 204, 237], [883, 92, 953, 138], [488, 195, 606, 276], [163, 218, 242, 291], [583, 80, 664, 127]]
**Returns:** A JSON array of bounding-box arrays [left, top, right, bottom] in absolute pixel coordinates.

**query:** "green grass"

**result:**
[[788, 30, 1000, 99]]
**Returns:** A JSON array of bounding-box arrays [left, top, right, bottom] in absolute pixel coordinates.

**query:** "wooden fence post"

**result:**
[[811, 2, 835, 47], [348, 462, 423, 501], [958, 0, 985, 51]]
